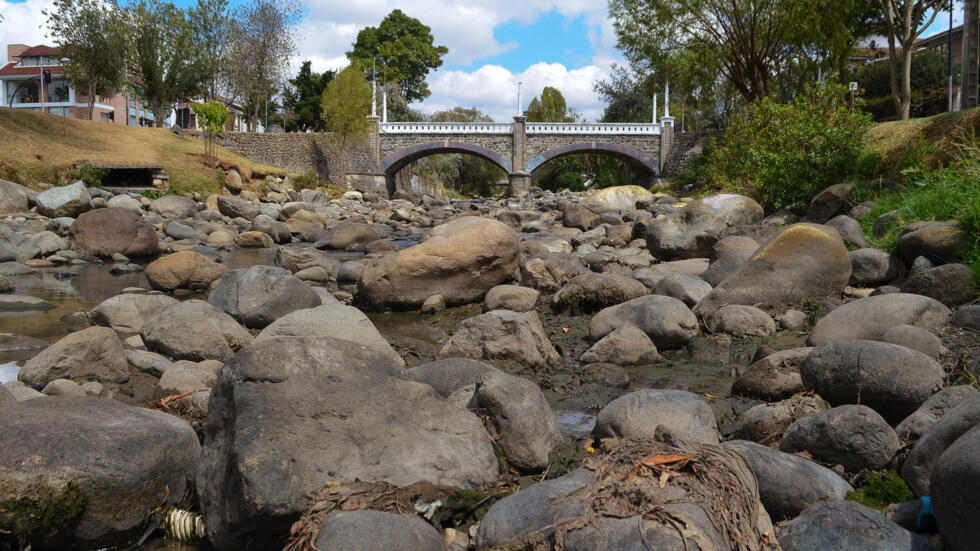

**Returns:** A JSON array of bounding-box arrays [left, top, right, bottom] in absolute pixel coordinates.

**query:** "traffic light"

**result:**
[[43, 70, 51, 84]]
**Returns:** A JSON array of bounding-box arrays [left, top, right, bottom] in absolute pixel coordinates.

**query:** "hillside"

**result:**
[[867, 107, 980, 175], [0, 108, 285, 193]]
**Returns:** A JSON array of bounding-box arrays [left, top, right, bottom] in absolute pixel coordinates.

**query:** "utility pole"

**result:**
[[664, 81, 670, 118], [949, 0, 955, 111], [371, 57, 377, 117], [652, 93, 657, 123], [517, 81, 522, 116]]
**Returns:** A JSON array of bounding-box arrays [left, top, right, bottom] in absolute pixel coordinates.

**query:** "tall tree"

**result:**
[[190, 0, 231, 102], [423, 107, 503, 196], [347, 9, 448, 103], [128, 0, 202, 127], [877, 0, 944, 119], [526, 87, 579, 122], [44, 0, 131, 120], [226, 0, 301, 131], [322, 64, 372, 184], [282, 61, 334, 132]]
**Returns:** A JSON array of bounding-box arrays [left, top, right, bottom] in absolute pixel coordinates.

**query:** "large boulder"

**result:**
[[0, 179, 33, 213], [722, 440, 852, 521], [216, 195, 259, 220], [474, 369, 564, 472], [589, 295, 698, 349], [778, 500, 932, 551], [593, 389, 720, 444], [0, 227, 40, 262], [931, 424, 980, 551], [780, 405, 899, 472], [198, 337, 497, 550], [550, 273, 648, 313], [808, 293, 950, 345], [703, 304, 776, 336], [438, 310, 560, 369], [145, 251, 227, 291], [897, 220, 968, 264], [141, 299, 251, 362], [484, 284, 539, 312], [150, 195, 197, 218], [902, 396, 980, 496], [358, 217, 519, 309], [89, 293, 178, 334], [19, 326, 128, 386], [731, 347, 812, 401], [0, 396, 199, 548], [579, 325, 660, 365], [208, 265, 321, 329], [695, 223, 851, 313], [652, 273, 712, 306], [806, 183, 851, 223], [736, 394, 829, 445], [581, 185, 653, 213], [902, 263, 978, 307], [645, 194, 764, 259], [313, 510, 447, 551], [800, 340, 944, 424], [848, 248, 898, 286], [255, 303, 403, 367], [896, 386, 979, 442], [560, 202, 596, 230], [314, 222, 380, 249], [35, 181, 91, 218]]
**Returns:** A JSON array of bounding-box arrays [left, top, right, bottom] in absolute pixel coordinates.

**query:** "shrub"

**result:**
[[704, 81, 872, 212], [74, 165, 109, 188], [291, 169, 321, 191]]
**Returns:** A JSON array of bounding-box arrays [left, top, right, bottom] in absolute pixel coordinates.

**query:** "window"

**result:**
[[20, 56, 38, 67], [8, 80, 40, 104], [47, 79, 69, 103], [101, 112, 112, 123], [48, 107, 69, 117], [129, 115, 136, 126]]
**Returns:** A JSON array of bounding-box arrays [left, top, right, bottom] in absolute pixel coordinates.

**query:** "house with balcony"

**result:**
[[1, 44, 166, 126]]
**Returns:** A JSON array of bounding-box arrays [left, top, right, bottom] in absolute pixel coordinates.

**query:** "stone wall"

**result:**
[[379, 134, 513, 162], [660, 131, 722, 175], [219, 132, 378, 184]]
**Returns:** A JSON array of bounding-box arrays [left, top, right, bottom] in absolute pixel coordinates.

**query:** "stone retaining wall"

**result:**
[[219, 132, 378, 184]]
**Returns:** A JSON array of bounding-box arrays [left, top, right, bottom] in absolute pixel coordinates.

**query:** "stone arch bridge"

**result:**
[[372, 116, 675, 197]]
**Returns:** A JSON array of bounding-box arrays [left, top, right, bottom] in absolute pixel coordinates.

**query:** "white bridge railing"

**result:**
[[379, 122, 513, 134], [527, 123, 661, 135], [378, 122, 662, 135]]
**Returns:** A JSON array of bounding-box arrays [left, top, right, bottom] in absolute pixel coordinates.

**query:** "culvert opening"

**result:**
[[75, 163, 167, 191]]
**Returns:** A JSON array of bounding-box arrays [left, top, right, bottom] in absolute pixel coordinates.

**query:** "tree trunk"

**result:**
[[88, 83, 96, 121], [154, 105, 167, 128], [900, 44, 913, 119]]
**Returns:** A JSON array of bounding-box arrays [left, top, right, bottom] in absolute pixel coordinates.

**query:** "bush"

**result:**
[[291, 169, 321, 191], [704, 81, 872, 212]]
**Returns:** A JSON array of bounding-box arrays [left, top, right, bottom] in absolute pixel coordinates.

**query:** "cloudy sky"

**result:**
[[0, 0, 967, 121], [1, 0, 621, 121]]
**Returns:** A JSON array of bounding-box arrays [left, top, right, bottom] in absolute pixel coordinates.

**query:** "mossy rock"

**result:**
[[0, 477, 87, 549], [846, 471, 914, 510]]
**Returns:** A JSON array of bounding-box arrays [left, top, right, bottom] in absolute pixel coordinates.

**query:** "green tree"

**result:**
[[44, 0, 131, 120], [856, 49, 957, 120], [190, 0, 232, 101], [704, 81, 872, 212], [876, 0, 944, 119], [128, 0, 202, 127], [420, 107, 503, 196], [226, 0, 302, 131], [192, 100, 229, 166], [347, 9, 448, 103], [282, 61, 334, 132], [322, 64, 372, 183], [526, 87, 579, 122]]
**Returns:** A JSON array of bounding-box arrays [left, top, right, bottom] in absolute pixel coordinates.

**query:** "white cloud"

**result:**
[[0, 0, 56, 63]]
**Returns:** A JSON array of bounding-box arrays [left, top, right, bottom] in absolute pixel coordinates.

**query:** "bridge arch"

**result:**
[[525, 142, 660, 176], [381, 141, 513, 176]]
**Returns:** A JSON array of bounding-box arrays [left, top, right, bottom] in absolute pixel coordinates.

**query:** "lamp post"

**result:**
[[371, 57, 377, 117], [517, 81, 522, 116], [948, 0, 954, 112]]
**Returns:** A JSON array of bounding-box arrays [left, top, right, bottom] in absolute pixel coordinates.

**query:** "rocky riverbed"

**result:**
[[0, 176, 977, 551]]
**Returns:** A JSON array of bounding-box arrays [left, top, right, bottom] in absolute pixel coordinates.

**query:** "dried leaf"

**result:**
[[659, 470, 670, 489], [637, 453, 691, 469]]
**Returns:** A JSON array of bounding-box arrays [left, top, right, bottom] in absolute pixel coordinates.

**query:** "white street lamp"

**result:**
[[517, 81, 522, 116]]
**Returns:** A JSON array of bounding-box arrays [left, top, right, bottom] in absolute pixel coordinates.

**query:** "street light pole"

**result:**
[[371, 57, 377, 117], [517, 81, 522, 116], [39, 65, 44, 114], [948, 0, 955, 112]]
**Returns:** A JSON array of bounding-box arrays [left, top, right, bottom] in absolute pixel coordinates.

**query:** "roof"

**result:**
[[0, 63, 66, 78], [19, 45, 60, 57]]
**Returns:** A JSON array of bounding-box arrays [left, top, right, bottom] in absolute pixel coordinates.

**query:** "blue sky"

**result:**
[[0, 0, 969, 121]]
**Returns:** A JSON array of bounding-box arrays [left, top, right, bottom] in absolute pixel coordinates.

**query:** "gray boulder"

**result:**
[[483, 284, 539, 312], [141, 299, 251, 362], [198, 336, 497, 550], [0, 226, 41, 262], [931, 424, 980, 551], [35, 181, 91, 218], [314, 510, 446, 551], [881, 324, 943, 359], [800, 340, 944, 424], [593, 389, 720, 444], [439, 310, 560, 369], [216, 195, 259, 220], [404, 358, 497, 398], [808, 293, 950, 345], [256, 303, 403, 367], [579, 325, 660, 365], [722, 440, 852, 520], [902, 263, 978, 307], [703, 304, 776, 336], [778, 500, 932, 551], [0, 396, 199, 548], [826, 214, 867, 248], [732, 347, 812, 401], [645, 194, 764, 259], [849, 248, 898, 286], [164, 221, 204, 242], [315, 222, 380, 249], [896, 386, 979, 442], [950, 305, 980, 329], [780, 405, 899, 472], [89, 293, 179, 334], [150, 195, 196, 218], [551, 273, 648, 313], [897, 220, 967, 264], [589, 295, 698, 350], [652, 272, 712, 306], [695, 223, 851, 314], [902, 396, 980, 496], [806, 183, 851, 223], [208, 265, 321, 329], [701, 249, 754, 287], [474, 369, 564, 472], [0, 178, 33, 213], [737, 394, 830, 445], [19, 326, 129, 386]]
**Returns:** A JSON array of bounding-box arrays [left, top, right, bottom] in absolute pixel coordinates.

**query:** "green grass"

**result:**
[[846, 471, 914, 510], [856, 138, 980, 281]]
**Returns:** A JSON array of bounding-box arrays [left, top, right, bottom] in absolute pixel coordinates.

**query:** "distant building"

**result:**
[[914, 25, 964, 64], [173, 97, 246, 132]]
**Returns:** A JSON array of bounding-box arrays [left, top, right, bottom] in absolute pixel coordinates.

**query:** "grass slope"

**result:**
[[867, 107, 980, 176], [0, 107, 284, 194]]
